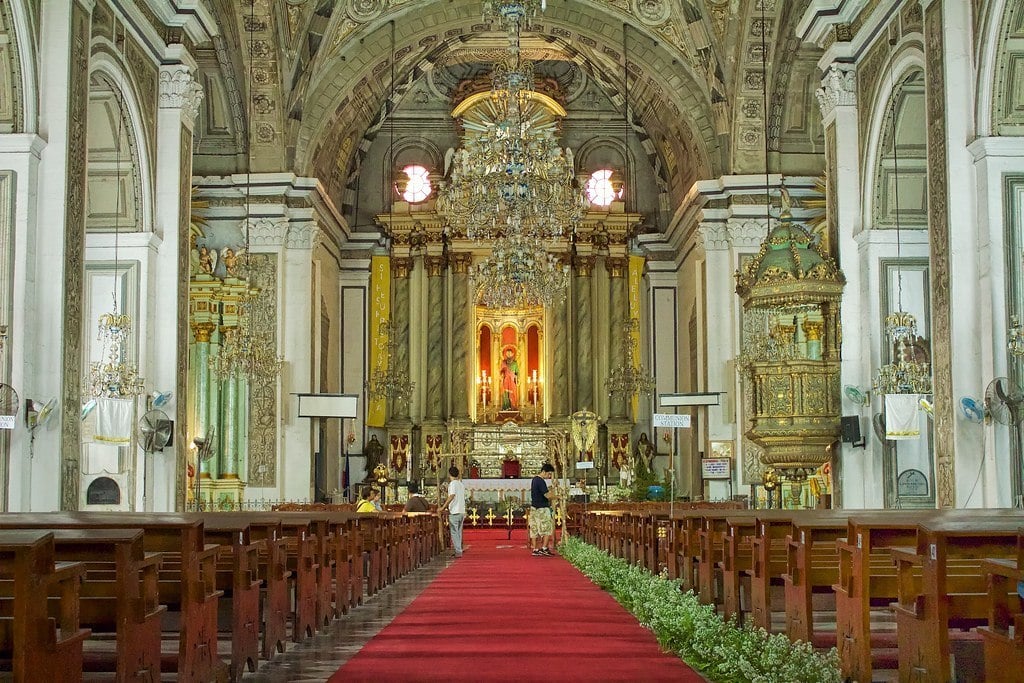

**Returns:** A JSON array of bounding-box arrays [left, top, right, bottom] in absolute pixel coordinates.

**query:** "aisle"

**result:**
[[330, 530, 705, 682]]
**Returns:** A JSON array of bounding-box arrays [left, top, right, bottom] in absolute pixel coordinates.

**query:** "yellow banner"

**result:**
[[629, 255, 645, 420], [366, 255, 391, 427]]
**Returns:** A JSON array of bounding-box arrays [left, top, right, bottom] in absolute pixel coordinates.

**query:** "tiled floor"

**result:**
[[241, 555, 452, 682]]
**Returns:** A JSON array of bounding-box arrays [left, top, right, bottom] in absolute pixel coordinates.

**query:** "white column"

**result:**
[[817, 63, 874, 507], [969, 137, 1024, 507], [278, 220, 320, 501], [150, 64, 202, 511], [0, 135, 45, 511], [698, 220, 736, 446], [935, 0, 985, 506]]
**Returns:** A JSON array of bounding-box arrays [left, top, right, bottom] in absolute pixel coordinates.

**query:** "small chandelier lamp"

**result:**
[[365, 320, 415, 406], [606, 318, 655, 399], [87, 81, 144, 400], [872, 43, 932, 396], [470, 232, 569, 308]]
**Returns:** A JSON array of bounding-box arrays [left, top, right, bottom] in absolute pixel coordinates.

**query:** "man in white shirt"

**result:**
[[439, 465, 467, 557]]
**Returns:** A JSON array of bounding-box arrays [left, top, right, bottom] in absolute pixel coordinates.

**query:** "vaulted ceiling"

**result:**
[[197, 0, 823, 215]]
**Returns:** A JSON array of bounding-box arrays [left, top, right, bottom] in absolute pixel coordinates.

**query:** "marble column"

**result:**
[[156, 64, 202, 510], [450, 254, 472, 420], [574, 256, 595, 412], [548, 257, 570, 419], [607, 257, 629, 420], [391, 257, 413, 422], [220, 375, 238, 478], [424, 255, 445, 419], [191, 322, 214, 478]]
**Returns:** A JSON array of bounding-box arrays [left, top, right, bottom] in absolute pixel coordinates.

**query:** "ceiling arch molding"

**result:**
[[292, 2, 723, 205]]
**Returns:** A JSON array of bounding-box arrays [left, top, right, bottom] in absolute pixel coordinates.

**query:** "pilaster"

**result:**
[[450, 253, 472, 419], [155, 63, 202, 511], [574, 254, 595, 413]]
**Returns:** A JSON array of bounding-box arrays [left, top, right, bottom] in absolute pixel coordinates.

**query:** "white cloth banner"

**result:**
[[95, 397, 133, 444], [885, 394, 922, 440]]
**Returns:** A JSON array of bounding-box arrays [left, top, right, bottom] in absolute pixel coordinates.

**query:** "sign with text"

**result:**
[[701, 457, 731, 479], [575, 460, 595, 470], [652, 413, 691, 428], [0, 415, 13, 430]]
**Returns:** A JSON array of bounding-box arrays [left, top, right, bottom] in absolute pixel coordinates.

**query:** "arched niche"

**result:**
[[86, 72, 143, 234], [872, 70, 928, 231]]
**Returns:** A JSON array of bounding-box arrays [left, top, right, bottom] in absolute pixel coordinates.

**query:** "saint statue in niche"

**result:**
[[500, 346, 519, 411]]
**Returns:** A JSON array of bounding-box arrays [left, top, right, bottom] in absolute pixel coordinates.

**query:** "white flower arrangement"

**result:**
[[559, 536, 841, 683]]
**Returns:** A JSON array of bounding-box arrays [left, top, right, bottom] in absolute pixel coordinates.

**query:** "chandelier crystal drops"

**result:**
[[366, 320, 415, 404], [209, 287, 284, 383], [471, 234, 569, 308], [606, 318, 655, 398], [87, 313, 146, 398], [482, 0, 545, 33], [872, 310, 932, 395]]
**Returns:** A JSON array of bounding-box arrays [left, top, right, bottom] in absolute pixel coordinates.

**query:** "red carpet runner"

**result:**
[[331, 530, 704, 682]]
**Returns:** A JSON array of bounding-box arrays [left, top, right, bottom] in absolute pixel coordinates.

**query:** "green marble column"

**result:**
[[574, 257, 595, 412], [392, 260, 412, 421], [204, 330, 222, 479], [235, 376, 248, 481], [451, 254, 471, 419], [608, 258, 628, 419], [220, 375, 238, 478], [425, 256, 445, 419], [549, 265, 569, 419]]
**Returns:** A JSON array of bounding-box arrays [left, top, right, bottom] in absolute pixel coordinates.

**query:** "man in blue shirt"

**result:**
[[530, 463, 556, 556]]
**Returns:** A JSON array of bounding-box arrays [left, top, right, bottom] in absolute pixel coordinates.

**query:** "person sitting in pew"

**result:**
[[404, 483, 430, 512], [356, 487, 380, 513]]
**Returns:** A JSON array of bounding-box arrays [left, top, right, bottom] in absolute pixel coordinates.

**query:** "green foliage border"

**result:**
[[559, 536, 841, 683]]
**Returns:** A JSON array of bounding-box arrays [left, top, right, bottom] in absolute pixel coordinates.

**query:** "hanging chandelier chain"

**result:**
[[885, 33, 905, 309], [760, 0, 771, 237]]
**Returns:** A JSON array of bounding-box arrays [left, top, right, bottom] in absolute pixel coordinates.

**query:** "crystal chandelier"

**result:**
[[873, 311, 932, 395], [471, 233, 569, 308], [87, 313, 145, 398], [872, 48, 931, 396], [606, 318, 655, 398], [209, 285, 283, 383], [366, 320, 415, 405], [437, 105, 582, 242], [436, 1, 583, 244], [483, 0, 546, 33]]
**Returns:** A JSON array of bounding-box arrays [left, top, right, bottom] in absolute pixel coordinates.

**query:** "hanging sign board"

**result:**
[[701, 457, 731, 479], [0, 415, 13, 430], [297, 394, 359, 419], [652, 413, 691, 428], [575, 460, 595, 470]]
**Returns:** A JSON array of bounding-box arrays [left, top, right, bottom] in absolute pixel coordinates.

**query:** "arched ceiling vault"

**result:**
[[214, 1, 823, 207], [290, 2, 723, 199]]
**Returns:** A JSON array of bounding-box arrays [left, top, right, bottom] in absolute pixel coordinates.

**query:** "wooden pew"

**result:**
[[196, 515, 263, 680], [782, 514, 854, 646], [0, 513, 228, 682], [49, 528, 164, 681], [0, 530, 91, 682], [720, 510, 798, 623], [977, 525, 1024, 683], [891, 515, 1024, 683]]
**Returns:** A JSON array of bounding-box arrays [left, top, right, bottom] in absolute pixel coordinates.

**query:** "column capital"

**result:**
[[606, 256, 628, 278], [450, 252, 472, 274], [816, 63, 856, 123], [159, 65, 204, 128], [392, 256, 414, 279], [574, 254, 596, 277], [424, 254, 446, 277], [696, 222, 731, 252]]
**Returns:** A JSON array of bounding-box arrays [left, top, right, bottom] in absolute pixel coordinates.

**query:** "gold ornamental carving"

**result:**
[[424, 255, 446, 278], [392, 256, 413, 279], [450, 252, 472, 274], [606, 257, 628, 278], [192, 321, 216, 343], [574, 255, 596, 277]]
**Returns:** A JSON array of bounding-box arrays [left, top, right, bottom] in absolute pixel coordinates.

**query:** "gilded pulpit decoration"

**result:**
[[736, 196, 845, 487]]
